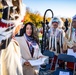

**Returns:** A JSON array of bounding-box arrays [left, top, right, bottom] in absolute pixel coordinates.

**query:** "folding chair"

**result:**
[[53, 54, 76, 75], [39, 50, 55, 75]]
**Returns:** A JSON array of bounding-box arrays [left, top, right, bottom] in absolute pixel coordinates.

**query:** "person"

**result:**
[[64, 15, 76, 51], [0, 0, 25, 75], [48, 17, 65, 55], [15, 22, 48, 75], [63, 15, 76, 69], [64, 19, 69, 32], [48, 17, 65, 70], [1, 24, 23, 75]]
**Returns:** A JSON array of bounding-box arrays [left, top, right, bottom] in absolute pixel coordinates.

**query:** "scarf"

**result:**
[[24, 34, 37, 57]]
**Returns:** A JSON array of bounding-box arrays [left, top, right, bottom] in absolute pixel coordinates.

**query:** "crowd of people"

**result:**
[[0, 0, 76, 74], [0, 14, 76, 75], [13, 15, 76, 75]]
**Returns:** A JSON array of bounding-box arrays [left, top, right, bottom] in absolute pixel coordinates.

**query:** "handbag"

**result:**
[[23, 64, 36, 75]]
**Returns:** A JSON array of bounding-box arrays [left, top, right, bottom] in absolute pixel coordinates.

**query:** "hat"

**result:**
[[72, 15, 76, 21], [52, 17, 60, 23]]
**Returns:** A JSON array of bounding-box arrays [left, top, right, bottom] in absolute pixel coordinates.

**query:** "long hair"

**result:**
[[20, 22, 39, 44]]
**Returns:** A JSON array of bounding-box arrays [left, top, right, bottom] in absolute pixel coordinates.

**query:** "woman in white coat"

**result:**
[[16, 22, 47, 75]]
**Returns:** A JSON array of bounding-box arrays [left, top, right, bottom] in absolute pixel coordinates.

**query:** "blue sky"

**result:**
[[23, 0, 76, 18]]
